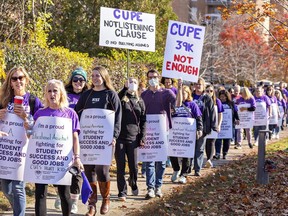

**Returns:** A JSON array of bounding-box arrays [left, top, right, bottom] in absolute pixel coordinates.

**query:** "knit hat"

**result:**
[[71, 67, 87, 81]]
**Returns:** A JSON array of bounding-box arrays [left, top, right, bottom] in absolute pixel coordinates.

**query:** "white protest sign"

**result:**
[[0, 113, 28, 181], [162, 20, 205, 82], [218, 108, 233, 139], [168, 117, 196, 158], [137, 114, 168, 162], [79, 109, 115, 165], [254, 102, 268, 126], [24, 117, 73, 185], [269, 103, 278, 125], [99, 7, 155, 51], [235, 103, 254, 129], [278, 105, 284, 127]]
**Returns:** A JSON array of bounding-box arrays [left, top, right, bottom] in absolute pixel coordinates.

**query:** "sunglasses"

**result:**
[[11, 76, 25, 82], [72, 77, 85, 83], [206, 90, 214, 93]]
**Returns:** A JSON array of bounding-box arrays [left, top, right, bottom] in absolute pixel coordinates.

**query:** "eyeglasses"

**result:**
[[206, 90, 214, 93], [11, 76, 25, 82], [72, 77, 85, 83]]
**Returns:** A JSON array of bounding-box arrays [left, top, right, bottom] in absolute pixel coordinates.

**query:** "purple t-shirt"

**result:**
[[141, 88, 176, 129], [8, 92, 43, 115], [236, 97, 256, 109], [216, 98, 224, 113], [192, 93, 204, 113], [173, 100, 202, 118], [168, 87, 178, 96], [267, 95, 277, 104], [222, 102, 238, 112], [67, 93, 81, 109], [254, 95, 271, 110], [34, 107, 80, 133], [277, 98, 286, 112]]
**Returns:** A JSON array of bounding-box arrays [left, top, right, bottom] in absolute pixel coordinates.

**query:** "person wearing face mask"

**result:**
[[115, 78, 146, 201], [141, 69, 176, 199]]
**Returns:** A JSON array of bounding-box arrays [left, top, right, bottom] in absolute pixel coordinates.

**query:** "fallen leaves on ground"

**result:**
[[130, 148, 288, 216]]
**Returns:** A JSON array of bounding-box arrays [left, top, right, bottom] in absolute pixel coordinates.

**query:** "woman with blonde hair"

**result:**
[[235, 87, 256, 149], [0, 66, 43, 216], [32, 79, 83, 216], [274, 89, 286, 139], [170, 81, 202, 183], [75, 66, 122, 215]]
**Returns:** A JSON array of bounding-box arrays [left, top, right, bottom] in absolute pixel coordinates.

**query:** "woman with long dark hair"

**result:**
[[75, 66, 121, 215], [214, 90, 239, 159]]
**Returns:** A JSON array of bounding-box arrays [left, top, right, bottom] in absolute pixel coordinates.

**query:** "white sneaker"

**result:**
[[71, 202, 78, 214], [132, 188, 139, 196], [171, 170, 180, 182], [155, 188, 163, 198], [118, 196, 126, 202], [54, 196, 61, 210], [205, 159, 213, 168], [276, 134, 279, 139], [145, 188, 155, 199], [178, 176, 187, 184]]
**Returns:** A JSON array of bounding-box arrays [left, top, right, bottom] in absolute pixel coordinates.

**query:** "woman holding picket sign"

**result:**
[[214, 90, 239, 159], [53, 67, 89, 214], [235, 87, 256, 149], [0, 66, 42, 216], [203, 84, 223, 168], [274, 89, 286, 139], [252, 86, 271, 146], [30, 79, 84, 216], [75, 66, 122, 216], [170, 79, 202, 183], [266, 86, 280, 140]]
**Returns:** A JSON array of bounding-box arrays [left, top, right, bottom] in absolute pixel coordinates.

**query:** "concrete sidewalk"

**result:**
[[2, 131, 283, 216]]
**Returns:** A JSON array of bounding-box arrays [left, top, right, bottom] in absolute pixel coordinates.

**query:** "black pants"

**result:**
[[205, 139, 215, 161], [170, 157, 190, 177], [35, 184, 71, 216], [115, 139, 138, 197]]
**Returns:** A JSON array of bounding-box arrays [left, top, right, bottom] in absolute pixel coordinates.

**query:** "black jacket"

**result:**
[[118, 87, 146, 143], [75, 89, 122, 139]]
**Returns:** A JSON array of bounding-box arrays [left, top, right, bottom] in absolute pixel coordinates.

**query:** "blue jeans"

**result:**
[[1, 179, 26, 216], [215, 139, 230, 155], [253, 125, 266, 141], [145, 161, 166, 190], [194, 135, 205, 173]]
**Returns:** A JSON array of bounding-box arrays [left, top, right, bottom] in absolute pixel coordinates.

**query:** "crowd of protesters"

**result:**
[[0, 65, 287, 216]]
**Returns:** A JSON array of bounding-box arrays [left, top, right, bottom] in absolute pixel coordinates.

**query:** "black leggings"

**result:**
[[35, 184, 71, 216]]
